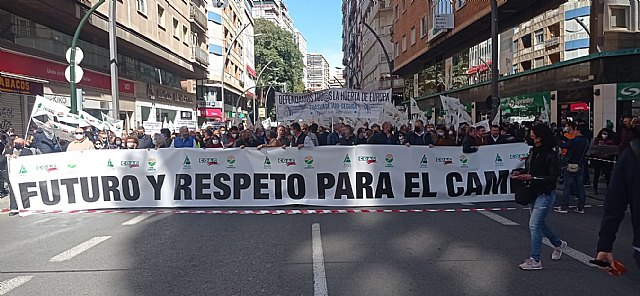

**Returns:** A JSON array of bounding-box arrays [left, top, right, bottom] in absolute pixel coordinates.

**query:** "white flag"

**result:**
[[539, 96, 551, 123], [475, 120, 490, 131], [492, 104, 501, 126], [49, 121, 77, 142], [79, 111, 105, 129], [30, 96, 71, 119], [410, 98, 422, 115]]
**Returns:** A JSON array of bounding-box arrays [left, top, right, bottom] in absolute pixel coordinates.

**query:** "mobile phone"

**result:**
[[589, 259, 611, 268]]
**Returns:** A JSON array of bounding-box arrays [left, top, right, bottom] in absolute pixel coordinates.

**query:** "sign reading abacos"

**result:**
[[275, 88, 392, 121], [8, 144, 530, 211]]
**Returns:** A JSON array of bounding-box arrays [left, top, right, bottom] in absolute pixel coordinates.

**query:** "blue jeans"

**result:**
[[529, 192, 562, 261], [559, 169, 586, 208]]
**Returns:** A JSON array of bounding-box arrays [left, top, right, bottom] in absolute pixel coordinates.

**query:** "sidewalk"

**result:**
[[556, 181, 607, 202]]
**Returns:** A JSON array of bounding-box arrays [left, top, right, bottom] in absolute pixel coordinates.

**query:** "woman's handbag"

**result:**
[[512, 179, 539, 206]]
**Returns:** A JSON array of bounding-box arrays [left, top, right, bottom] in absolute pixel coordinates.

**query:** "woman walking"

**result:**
[[512, 124, 567, 270]]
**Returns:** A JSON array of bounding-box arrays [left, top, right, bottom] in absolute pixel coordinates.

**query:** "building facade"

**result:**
[[0, 0, 208, 135], [198, 0, 256, 126], [306, 53, 330, 92], [329, 68, 346, 89], [394, 0, 640, 134]]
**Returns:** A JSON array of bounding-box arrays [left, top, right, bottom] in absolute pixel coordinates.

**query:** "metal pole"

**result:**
[[253, 60, 273, 125], [70, 0, 106, 114], [221, 23, 250, 126], [489, 0, 499, 123], [108, 0, 119, 119]]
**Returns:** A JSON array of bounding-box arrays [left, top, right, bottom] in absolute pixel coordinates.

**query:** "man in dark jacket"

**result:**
[[405, 120, 434, 147], [135, 126, 154, 149], [462, 127, 479, 153], [34, 125, 62, 154], [338, 125, 358, 146], [284, 122, 314, 149], [369, 121, 398, 145], [595, 133, 640, 270], [555, 124, 590, 213], [485, 125, 508, 145], [2, 137, 33, 216]]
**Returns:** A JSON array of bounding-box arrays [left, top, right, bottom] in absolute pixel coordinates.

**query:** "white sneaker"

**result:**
[[552, 240, 568, 260], [519, 257, 542, 270]]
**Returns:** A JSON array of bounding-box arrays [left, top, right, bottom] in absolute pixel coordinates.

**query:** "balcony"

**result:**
[[545, 37, 560, 48], [192, 46, 209, 66], [190, 2, 207, 32]]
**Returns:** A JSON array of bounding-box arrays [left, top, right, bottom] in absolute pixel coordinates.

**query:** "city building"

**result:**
[[0, 0, 209, 135], [342, 0, 402, 100], [307, 53, 330, 92], [252, 0, 307, 89], [329, 68, 346, 88], [394, 0, 640, 134], [198, 0, 256, 126]]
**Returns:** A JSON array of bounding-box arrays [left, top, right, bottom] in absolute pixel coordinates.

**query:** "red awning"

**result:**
[[198, 108, 222, 118], [246, 65, 257, 78], [570, 103, 590, 111], [466, 66, 478, 75], [477, 60, 492, 72]]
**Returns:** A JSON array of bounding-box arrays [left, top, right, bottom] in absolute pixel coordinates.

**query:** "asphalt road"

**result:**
[[0, 195, 638, 296]]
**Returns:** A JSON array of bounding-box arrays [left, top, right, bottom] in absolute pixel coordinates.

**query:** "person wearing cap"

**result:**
[[2, 137, 33, 216], [67, 128, 96, 152]]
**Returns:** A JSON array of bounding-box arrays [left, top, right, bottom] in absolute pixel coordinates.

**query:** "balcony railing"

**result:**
[[190, 2, 207, 32], [192, 46, 209, 66], [545, 37, 560, 48]]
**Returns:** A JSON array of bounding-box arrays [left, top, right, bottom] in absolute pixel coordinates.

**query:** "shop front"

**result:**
[[0, 74, 44, 136], [135, 82, 197, 133], [499, 92, 552, 123], [616, 82, 640, 117]]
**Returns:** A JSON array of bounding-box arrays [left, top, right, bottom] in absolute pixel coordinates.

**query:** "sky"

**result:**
[[286, 0, 344, 72]]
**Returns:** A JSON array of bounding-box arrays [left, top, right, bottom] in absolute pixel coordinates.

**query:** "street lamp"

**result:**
[[220, 23, 251, 126]]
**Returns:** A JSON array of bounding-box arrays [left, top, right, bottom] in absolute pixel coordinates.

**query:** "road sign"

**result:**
[[434, 14, 454, 30], [65, 65, 84, 83], [65, 47, 84, 64]]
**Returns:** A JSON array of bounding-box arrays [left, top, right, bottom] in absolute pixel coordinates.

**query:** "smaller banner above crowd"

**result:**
[[275, 88, 392, 121]]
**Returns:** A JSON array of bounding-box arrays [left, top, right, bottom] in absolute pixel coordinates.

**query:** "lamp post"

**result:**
[[489, 0, 499, 123], [220, 23, 250, 126], [70, 0, 106, 114], [232, 61, 274, 125]]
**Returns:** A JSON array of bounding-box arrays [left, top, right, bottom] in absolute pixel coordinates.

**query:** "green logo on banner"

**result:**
[[19, 165, 27, 174], [495, 154, 503, 162], [264, 157, 271, 165], [183, 157, 191, 165], [107, 159, 114, 168], [343, 155, 351, 164], [420, 155, 428, 164]]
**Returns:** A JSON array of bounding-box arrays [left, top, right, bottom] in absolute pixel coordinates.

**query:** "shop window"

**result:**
[[610, 7, 628, 29]]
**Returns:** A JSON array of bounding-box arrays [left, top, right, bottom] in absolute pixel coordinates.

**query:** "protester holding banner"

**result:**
[[2, 137, 33, 216], [254, 127, 268, 145], [302, 123, 319, 147], [286, 122, 314, 149], [485, 125, 508, 145], [337, 125, 358, 146], [369, 122, 398, 145], [235, 130, 260, 149], [135, 126, 154, 149], [172, 126, 197, 148], [326, 123, 342, 146], [512, 124, 567, 270], [257, 130, 283, 150], [222, 126, 239, 148], [34, 121, 62, 154], [405, 120, 435, 147], [462, 127, 479, 153], [433, 126, 456, 146], [124, 136, 139, 149], [66, 128, 96, 152], [152, 134, 166, 150]]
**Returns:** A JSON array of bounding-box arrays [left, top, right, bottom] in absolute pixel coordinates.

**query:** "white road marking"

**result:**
[[477, 211, 520, 226], [312, 223, 328, 296], [121, 213, 154, 226], [542, 238, 594, 266], [49, 236, 112, 262], [0, 276, 34, 295], [33, 217, 53, 224]]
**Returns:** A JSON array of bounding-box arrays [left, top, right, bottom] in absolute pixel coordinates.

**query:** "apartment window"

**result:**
[[420, 16, 427, 37], [395, 42, 400, 57], [402, 0, 406, 12], [533, 57, 544, 68], [395, 5, 399, 20], [157, 5, 165, 29], [136, 0, 147, 15], [402, 34, 407, 52], [183, 25, 188, 44], [610, 7, 628, 28], [456, 0, 466, 10], [410, 27, 416, 45], [173, 18, 180, 40], [534, 29, 544, 44]]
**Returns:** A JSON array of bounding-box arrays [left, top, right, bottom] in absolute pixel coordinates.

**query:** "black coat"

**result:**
[[462, 136, 478, 153], [405, 131, 434, 146], [523, 145, 559, 195], [597, 139, 640, 252], [484, 135, 508, 145], [368, 132, 398, 145]]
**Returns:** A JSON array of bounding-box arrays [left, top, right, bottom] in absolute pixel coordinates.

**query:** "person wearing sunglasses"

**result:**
[[66, 128, 96, 152]]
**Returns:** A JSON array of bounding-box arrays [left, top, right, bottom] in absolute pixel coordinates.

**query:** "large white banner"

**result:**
[[275, 88, 392, 121], [8, 144, 530, 211]]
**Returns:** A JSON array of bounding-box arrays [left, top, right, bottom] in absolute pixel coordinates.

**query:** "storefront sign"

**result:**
[[617, 82, 640, 101], [0, 75, 43, 95], [175, 119, 197, 130], [570, 103, 590, 111], [501, 92, 550, 109], [199, 108, 222, 118], [0, 49, 134, 94], [43, 94, 72, 108], [146, 84, 195, 105]]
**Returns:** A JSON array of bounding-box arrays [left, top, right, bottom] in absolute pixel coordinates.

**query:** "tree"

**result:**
[[254, 19, 305, 93]]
